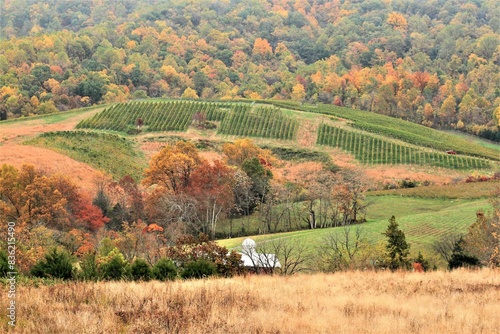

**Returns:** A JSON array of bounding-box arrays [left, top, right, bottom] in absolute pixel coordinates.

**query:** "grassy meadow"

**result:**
[[217, 196, 491, 270], [2, 269, 499, 333], [24, 131, 146, 181]]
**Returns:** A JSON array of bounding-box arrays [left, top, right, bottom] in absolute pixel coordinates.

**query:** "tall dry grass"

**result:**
[[2, 269, 500, 333]]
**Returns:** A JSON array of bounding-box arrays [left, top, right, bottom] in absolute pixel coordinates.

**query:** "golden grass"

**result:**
[[2, 269, 500, 333]]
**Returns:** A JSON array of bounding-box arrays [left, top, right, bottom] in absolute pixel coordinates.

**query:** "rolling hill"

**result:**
[[1, 99, 498, 262]]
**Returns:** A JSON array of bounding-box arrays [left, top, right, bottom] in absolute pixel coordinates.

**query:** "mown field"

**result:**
[[2, 269, 499, 333], [218, 196, 491, 262]]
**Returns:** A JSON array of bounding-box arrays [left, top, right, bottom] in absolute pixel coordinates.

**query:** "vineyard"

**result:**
[[314, 105, 500, 161], [77, 101, 298, 140], [76, 101, 232, 132], [317, 124, 492, 169], [218, 105, 298, 140], [72, 99, 496, 169]]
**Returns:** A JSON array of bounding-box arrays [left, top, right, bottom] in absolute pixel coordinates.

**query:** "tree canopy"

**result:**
[[0, 0, 498, 140]]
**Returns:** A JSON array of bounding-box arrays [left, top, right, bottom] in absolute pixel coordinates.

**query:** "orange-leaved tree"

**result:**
[[187, 160, 235, 238], [143, 141, 203, 193]]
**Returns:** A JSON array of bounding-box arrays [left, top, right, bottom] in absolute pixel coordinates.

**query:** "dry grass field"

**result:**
[[2, 269, 500, 333]]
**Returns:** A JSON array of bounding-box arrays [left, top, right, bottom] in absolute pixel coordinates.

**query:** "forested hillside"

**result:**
[[1, 0, 499, 140]]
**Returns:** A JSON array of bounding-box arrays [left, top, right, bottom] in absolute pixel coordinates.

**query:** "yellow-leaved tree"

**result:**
[[181, 87, 199, 99], [143, 141, 203, 193], [291, 83, 306, 102]]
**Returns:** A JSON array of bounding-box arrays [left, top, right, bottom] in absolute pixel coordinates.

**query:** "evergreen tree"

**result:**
[[30, 248, 74, 280], [92, 185, 111, 216], [383, 216, 411, 271], [448, 237, 481, 270], [413, 251, 430, 272], [0, 251, 9, 277], [130, 258, 152, 281]]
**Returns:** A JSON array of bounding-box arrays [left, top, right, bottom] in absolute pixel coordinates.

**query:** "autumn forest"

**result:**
[[1, 0, 499, 140]]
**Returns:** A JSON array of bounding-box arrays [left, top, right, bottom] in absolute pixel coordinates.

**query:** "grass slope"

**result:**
[[218, 197, 491, 256], [24, 131, 146, 181], [371, 180, 500, 198]]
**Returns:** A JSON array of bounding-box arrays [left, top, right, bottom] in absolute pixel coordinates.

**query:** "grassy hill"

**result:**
[[63, 100, 500, 174], [24, 131, 146, 181], [5, 99, 493, 178], [217, 197, 491, 256]]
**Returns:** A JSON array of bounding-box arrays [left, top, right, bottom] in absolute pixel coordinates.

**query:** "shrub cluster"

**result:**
[[21, 238, 243, 282]]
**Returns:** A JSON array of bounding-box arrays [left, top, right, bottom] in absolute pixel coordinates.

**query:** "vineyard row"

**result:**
[[317, 124, 492, 170]]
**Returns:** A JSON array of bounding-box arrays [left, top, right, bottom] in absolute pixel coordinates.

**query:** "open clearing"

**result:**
[[0, 144, 104, 195]]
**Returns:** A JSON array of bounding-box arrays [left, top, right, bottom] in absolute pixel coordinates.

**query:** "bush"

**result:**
[[0, 250, 9, 277], [181, 260, 216, 279], [152, 258, 177, 281], [448, 237, 481, 270], [413, 252, 430, 272], [30, 248, 74, 280], [125, 125, 142, 135], [98, 250, 129, 280], [130, 258, 152, 281], [400, 179, 418, 188], [76, 253, 98, 281]]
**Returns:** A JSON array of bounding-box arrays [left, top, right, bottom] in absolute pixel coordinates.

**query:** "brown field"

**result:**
[[0, 108, 103, 145], [0, 109, 105, 194], [0, 144, 104, 195], [3, 269, 499, 333], [364, 165, 462, 186], [371, 180, 500, 199]]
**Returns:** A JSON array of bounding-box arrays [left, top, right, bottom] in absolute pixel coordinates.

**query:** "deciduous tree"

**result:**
[[143, 141, 203, 193]]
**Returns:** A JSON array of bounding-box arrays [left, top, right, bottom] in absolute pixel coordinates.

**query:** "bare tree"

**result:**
[[298, 167, 371, 229], [243, 238, 308, 275], [432, 233, 462, 263], [315, 225, 369, 272], [333, 168, 371, 225], [147, 192, 202, 237]]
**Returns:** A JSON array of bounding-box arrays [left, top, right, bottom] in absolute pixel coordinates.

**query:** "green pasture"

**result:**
[[217, 196, 491, 257], [24, 131, 146, 181], [0, 105, 106, 126]]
